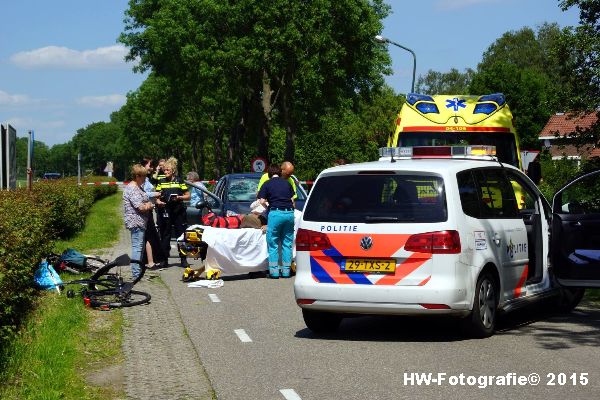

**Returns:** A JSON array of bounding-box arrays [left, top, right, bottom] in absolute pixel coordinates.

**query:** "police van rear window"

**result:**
[[303, 174, 447, 223]]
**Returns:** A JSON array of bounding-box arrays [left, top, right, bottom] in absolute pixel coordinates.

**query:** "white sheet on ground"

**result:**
[[187, 279, 224, 288], [178, 210, 302, 276]]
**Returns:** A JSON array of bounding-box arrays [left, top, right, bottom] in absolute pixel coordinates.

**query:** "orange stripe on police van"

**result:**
[[324, 233, 410, 258], [513, 264, 529, 298], [375, 252, 431, 286]]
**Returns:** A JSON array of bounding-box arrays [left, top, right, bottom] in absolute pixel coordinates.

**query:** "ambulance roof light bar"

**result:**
[[378, 145, 497, 161]]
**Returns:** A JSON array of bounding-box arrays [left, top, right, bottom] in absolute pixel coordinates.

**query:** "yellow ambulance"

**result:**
[[388, 93, 522, 169]]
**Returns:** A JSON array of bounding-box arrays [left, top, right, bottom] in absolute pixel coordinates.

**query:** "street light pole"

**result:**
[[375, 35, 417, 93]]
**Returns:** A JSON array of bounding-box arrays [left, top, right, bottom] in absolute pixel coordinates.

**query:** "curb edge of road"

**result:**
[[157, 274, 218, 399]]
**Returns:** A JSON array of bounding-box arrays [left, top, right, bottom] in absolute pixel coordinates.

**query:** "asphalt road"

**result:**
[[157, 265, 600, 400]]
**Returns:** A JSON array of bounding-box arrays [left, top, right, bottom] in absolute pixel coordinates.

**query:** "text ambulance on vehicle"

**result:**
[[294, 145, 600, 337], [388, 93, 522, 169]]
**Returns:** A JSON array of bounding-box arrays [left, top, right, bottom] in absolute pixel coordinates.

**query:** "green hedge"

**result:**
[[0, 177, 118, 349], [0, 191, 52, 345]]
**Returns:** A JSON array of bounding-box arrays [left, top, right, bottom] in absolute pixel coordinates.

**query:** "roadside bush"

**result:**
[[32, 181, 95, 238], [32, 177, 118, 238], [539, 154, 600, 201], [0, 191, 53, 347], [0, 177, 118, 350]]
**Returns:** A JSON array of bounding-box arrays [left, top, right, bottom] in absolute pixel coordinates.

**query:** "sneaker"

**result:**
[[269, 266, 280, 279]]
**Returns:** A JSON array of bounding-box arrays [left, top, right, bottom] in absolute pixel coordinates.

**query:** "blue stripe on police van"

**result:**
[[346, 272, 373, 285], [310, 257, 336, 283], [322, 246, 343, 258], [312, 245, 374, 285]]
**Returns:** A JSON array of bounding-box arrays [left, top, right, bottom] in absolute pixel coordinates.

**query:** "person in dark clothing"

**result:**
[[155, 157, 191, 268], [257, 164, 295, 278], [140, 158, 166, 268], [527, 157, 542, 185]]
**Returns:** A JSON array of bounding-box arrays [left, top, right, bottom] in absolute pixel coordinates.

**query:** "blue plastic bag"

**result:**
[[34, 260, 63, 292]]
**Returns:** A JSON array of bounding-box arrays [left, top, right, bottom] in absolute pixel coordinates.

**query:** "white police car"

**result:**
[[294, 146, 600, 337]]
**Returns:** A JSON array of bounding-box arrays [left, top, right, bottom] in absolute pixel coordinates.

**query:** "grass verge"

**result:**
[[53, 193, 122, 254], [0, 192, 124, 400], [583, 288, 600, 307]]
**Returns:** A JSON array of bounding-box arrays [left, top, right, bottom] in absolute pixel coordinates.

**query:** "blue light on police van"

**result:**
[[416, 102, 439, 114], [406, 93, 435, 105], [473, 103, 498, 115], [477, 93, 505, 106]]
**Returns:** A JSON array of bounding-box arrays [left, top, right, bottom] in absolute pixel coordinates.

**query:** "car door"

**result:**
[[473, 168, 529, 302], [505, 169, 548, 284], [551, 169, 600, 287], [209, 177, 226, 215]]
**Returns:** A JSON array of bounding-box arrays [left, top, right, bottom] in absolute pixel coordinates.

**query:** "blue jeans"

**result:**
[[130, 227, 146, 279], [266, 210, 295, 275]]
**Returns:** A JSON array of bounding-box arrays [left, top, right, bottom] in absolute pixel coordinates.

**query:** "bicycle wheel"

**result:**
[[86, 289, 151, 309], [64, 277, 115, 291], [90, 256, 145, 287]]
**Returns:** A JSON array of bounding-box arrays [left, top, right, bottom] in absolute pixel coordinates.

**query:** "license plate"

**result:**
[[342, 258, 396, 274]]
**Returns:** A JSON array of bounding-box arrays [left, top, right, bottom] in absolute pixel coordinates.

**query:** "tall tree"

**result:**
[[119, 0, 391, 167], [415, 68, 475, 95], [470, 24, 571, 149], [557, 0, 600, 147], [295, 85, 402, 179]]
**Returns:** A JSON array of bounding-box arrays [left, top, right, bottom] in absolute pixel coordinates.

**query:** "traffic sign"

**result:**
[[251, 157, 267, 173]]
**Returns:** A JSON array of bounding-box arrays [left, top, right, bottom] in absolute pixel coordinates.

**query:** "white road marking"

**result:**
[[280, 389, 302, 400], [208, 293, 220, 303], [234, 329, 252, 343]]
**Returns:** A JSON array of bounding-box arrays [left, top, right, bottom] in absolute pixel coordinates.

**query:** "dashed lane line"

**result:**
[[280, 389, 302, 400], [208, 293, 221, 303], [234, 329, 252, 343]]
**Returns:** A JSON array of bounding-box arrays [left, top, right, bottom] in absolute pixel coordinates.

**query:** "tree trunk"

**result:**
[[259, 70, 273, 160], [227, 125, 236, 174], [190, 130, 199, 172], [214, 127, 223, 178], [281, 85, 296, 163], [198, 133, 205, 180], [237, 97, 248, 171]]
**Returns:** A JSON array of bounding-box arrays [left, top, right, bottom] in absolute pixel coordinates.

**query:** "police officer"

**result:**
[[257, 161, 298, 200], [155, 157, 191, 268]]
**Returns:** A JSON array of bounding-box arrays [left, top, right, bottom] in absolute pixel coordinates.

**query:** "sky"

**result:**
[[0, 0, 581, 147]]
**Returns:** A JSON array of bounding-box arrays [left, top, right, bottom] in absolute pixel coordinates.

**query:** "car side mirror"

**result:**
[[195, 200, 209, 210]]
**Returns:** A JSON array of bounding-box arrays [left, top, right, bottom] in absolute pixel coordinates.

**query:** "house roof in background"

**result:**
[[539, 112, 598, 139]]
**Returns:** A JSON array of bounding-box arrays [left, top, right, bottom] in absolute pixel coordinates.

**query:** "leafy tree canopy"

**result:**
[[415, 68, 475, 95], [470, 23, 572, 149]]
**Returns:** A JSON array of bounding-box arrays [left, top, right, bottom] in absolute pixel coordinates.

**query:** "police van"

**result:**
[[293, 146, 600, 337]]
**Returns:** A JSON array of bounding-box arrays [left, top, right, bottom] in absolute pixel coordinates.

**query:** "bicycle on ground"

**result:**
[[63, 254, 151, 310]]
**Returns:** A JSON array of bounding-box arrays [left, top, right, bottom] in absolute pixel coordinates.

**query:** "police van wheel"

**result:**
[[302, 309, 341, 333], [465, 271, 498, 338]]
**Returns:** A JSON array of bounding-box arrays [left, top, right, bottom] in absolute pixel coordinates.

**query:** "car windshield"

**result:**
[[226, 176, 307, 202], [303, 174, 447, 223], [398, 131, 518, 168], [227, 177, 260, 201]]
